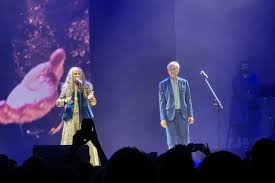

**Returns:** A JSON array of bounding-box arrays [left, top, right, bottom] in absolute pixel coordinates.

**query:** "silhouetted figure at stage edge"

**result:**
[[70, 118, 107, 166], [248, 138, 275, 179], [197, 151, 246, 181], [158, 145, 196, 183], [228, 61, 261, 148]]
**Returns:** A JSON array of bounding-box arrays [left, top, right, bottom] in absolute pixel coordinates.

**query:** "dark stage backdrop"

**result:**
[[175, 0, 275, 149], [90, 0, 176, 157], [91, 0, 275, 158]]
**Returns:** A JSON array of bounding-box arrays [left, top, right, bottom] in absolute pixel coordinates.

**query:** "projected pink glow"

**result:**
[[0, 48, 66, 124]]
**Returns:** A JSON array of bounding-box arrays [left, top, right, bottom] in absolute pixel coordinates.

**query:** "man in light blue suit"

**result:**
[[159, 61, 194, 149]]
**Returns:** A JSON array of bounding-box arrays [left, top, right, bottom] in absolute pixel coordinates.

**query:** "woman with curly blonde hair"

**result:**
[[56, 67, 100, 166]]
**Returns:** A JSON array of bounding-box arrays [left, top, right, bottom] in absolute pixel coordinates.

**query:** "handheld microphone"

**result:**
[[76, 78, 83, 86], [200, 70, 208, 79]]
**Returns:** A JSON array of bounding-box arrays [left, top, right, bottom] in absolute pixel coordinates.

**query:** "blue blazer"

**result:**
[[62, 91, 94, 122], [159, 77, 193, 121]]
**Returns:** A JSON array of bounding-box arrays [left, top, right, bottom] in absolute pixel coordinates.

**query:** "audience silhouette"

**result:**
[[0, 123, 274, 183]]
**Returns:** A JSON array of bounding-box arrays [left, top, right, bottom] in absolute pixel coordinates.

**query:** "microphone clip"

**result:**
[[200, 70, 208, 79], [76, 78, 83, 86]]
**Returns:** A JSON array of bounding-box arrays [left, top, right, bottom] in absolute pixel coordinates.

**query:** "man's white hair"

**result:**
[[167, 61, 180, 70]]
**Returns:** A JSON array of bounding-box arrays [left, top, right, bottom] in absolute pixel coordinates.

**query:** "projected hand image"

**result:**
[[0, 48, 66, 124]]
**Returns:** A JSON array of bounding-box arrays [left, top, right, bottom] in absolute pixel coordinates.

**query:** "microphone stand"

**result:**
[[201, 73, 223, 150]]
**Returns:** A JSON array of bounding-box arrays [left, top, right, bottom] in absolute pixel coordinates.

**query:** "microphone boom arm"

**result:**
[[201, 70, 223, 150], [203, 78, 223, 109]]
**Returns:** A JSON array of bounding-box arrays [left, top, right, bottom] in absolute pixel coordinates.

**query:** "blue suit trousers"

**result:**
[[166, 110, 189, 149]]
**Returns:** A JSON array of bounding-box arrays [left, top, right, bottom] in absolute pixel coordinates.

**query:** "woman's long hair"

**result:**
[[61, 67, 91, 97]]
